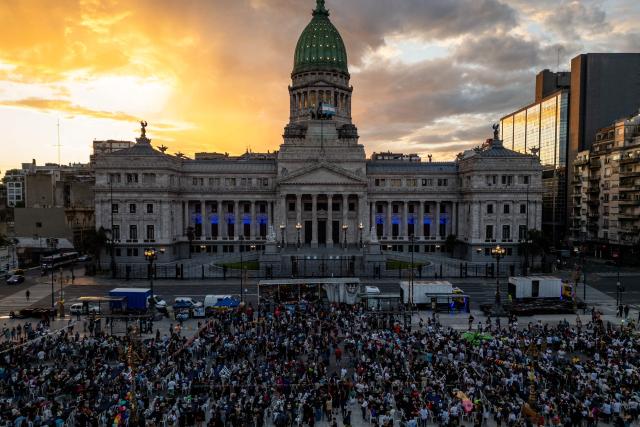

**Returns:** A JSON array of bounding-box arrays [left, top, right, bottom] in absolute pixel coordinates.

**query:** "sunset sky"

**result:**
[[1, 0, 639, 172]]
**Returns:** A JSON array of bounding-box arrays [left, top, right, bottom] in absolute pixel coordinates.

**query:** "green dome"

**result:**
[[293, 0, 348, 75]]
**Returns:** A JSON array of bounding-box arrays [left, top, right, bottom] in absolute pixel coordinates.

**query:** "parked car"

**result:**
[[148, 295, 168, 312], [173, 297, 203, 308], [77, 255, 92, 262], [70, 303, 100, 316], [6, 275, 25, 285]]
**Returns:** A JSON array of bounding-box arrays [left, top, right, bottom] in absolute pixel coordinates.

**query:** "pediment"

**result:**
[[279, 162, 366, 185]]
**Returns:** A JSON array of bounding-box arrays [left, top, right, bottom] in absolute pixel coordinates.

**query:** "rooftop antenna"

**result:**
[[54, 118, 63, 165]]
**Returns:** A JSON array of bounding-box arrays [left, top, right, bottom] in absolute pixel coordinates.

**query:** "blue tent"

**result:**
[[215, 297, 240, 308]]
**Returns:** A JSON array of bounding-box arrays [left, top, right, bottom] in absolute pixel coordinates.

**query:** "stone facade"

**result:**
[[93, 0, 543, 267]]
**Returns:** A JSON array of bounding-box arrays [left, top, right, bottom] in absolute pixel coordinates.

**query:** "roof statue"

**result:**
[[140, 121, 148, 139], [492, 123, 500, 140]]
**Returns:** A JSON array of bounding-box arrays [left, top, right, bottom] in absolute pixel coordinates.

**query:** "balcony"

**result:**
[[619, 199, 640, 206], [590, 159, 602, 169], [619, 184, 640, 192], [620, 171, 640, 178], [620, 156, 640, 165]]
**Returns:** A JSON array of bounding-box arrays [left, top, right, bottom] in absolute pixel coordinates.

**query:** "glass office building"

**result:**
[[501, 90, 569, 242]]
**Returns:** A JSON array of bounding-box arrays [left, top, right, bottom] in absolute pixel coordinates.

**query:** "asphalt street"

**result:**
[[1, 259, 637, 318]]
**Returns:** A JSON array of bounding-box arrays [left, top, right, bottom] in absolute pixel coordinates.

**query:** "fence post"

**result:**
[[202, 265, 205, 280], [440, 264, 443, 278]]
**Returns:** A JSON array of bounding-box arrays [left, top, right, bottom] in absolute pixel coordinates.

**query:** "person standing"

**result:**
[[25, 290, 30, 302], [623, 305, 629, 319]]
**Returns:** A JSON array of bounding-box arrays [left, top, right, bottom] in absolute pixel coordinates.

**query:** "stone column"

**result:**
[[181, 201, 186, 236], [370, 202, 375, 231], [311, 194, 318, 248], [250, 201, 256, 240], [386, 201, 392, 238], [418, 201, 425, 239], [327, 194, 333, 248], [435, 201, 441, 239], [234, 200, 240, 240], [358, 195, 367, 244], [402, 202, 408, 239], [200, 200, 206, 238], [342, 194, 348, 245], [296, 194, 302, 227], [452, 202, 458, 236]]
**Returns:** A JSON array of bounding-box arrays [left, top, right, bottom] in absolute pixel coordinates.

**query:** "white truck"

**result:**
[[507, 276, 569, 300], [399, 281, 460, 305]]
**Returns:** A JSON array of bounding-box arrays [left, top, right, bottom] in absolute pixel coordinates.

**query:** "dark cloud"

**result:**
[[455, 34, 542, 70]]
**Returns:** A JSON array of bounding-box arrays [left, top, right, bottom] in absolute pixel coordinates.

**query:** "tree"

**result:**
[[0, 234, 11, 247], [525, 229, 551, 270], [186, 226, 195, 259], [82, 227, 108, 269], [444, 234, 459, 257]]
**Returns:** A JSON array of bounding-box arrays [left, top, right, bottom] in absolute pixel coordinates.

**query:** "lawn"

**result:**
[[386, 260, 425, 270]]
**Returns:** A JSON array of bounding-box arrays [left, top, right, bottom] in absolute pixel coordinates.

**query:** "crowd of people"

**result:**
[[0, 301, 639, 427]]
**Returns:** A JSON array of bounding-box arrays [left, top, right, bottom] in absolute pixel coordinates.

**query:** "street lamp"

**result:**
[[358, 222, 364, 248], [295, 223, 302, 249], [409, 234, 416, 307], [342, 224, 349, 250], [239, 238, 256, 303], [279, 224, 286, 248], [491, 245, 506, 310], [144, 247, 165, 327]]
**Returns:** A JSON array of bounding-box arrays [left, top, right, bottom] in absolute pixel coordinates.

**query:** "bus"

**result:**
[[41, 252, 79, 274]]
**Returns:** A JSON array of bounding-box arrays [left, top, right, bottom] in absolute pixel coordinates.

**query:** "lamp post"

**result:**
[[144, 248, 164, 327], [342, 224, 349, 250], [409, 234, 416, 307], [295, 223, 302, 249], [239, 237, 256, 303], [279, 224, 286, 248], [491, 245, 506, 309], [358, 222, 364, 249]]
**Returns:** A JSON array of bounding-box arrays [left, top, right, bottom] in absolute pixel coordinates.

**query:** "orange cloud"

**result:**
[[0, 98, 139, 122]]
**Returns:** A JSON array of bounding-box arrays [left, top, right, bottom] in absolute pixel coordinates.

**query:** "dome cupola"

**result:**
[[293, 0, 348, 75]]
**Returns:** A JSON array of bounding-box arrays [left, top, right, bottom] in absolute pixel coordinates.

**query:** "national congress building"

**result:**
[[94, 0, 543, 274]]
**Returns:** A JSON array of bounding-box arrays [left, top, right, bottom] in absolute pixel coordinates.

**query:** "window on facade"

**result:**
[[502, 175, 513, 185], [376, 205, 383, 214], [406, 179, 417, 187], [142, 173, 156, 185], [422, 179, 433, 186], [408, 205, 415, 214], [392, 204, 399, 214], [485, 225, 494, 240], [112, 204, 119, 214], [304, 203, 312, 212], [520, 204, 527, 214], [115, 248, 121, 257], [289, 202, 295, 212], [259, 204, 266, 214], [129, 225, 137, 240], [146, 204, 154, 214], [112, 225, 120, 241], [126, 248, 139, 257], [487, 204, 494, 214], [109, 173, 121, 184], [146, 225, 154, 241], [390, 179, 402, 187], [486, 175, 497, 185], [241, 178, 248, 186], [437, 179, 448, 187], [503, 204, 510, 214], [129, 204, 136, 214], [518, 225, 527, 240], [375, 178, 386, 187], [348, 203, 355, 212], [502, 225, 511, 240], [262, 178, 269, 187], [225, 178, 236, 187], [126, 173, 138, 184]]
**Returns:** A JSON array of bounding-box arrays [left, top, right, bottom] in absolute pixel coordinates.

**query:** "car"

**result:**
[[148, 295, 168, 312], [70, 303, 100, 316], [173, 297, 203, 308], [77, 255, 92, 262], [6, 275, 25, 285]]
